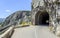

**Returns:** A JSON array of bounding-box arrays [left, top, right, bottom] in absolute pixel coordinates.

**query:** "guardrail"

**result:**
[[0, 25, 12, 34], [0, 26, 14, 38], [0, 25, 29, 38], [0, 25, 12, 32], [14, 25, 29, 28]]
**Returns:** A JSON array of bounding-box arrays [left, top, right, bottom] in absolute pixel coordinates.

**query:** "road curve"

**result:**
[[11, 26, 58, 38]]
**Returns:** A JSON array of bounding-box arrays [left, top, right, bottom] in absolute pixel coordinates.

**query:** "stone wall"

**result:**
[[31, 0, 60, 34]]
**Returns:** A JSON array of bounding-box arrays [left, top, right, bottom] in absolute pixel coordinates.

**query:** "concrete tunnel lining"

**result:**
[[35, 11, 49, 25]]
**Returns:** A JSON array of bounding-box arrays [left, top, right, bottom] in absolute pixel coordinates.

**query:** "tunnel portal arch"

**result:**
[[35, 11, 49, 25]]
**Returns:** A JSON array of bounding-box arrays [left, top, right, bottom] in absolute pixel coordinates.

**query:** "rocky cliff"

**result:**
[[2, 11, 31, 26]]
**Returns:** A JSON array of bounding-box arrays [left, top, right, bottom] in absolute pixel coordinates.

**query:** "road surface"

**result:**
[[11, 26, 58, 38]]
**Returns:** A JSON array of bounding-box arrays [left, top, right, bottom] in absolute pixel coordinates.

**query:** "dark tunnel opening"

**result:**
[[35, 11, 49, 25], [39, 12, 49, 25]]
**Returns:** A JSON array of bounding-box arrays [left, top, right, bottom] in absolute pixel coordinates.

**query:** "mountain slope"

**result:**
[[2, 11, 31, 26], [0, 18, 5, 23]]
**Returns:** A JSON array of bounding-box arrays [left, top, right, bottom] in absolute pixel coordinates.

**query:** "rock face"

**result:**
[[2, 11, 30, 26]]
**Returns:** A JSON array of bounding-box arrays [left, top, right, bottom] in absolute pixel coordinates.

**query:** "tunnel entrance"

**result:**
[[35, 11, 49, 25]]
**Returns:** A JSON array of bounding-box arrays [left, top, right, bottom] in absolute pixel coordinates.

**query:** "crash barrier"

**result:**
[[0, 26, 14, 38], [14, 25, 29, 28], [0, 25, 11, 31], [0, 25, 12, 34]]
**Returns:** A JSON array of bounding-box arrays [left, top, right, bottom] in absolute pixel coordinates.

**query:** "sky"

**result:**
[[0, 0, 32, 18]]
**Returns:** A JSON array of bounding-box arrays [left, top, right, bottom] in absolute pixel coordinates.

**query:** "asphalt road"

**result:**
[[11, 26, 58, 38]]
